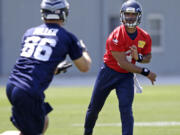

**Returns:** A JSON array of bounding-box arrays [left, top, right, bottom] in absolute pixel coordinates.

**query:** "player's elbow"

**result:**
[[143, 54, 152, 63], [118, 61, 133, 72], [79, 65, 90, 72], [79, 61, 91, 72], [73, 57, 91, 72]]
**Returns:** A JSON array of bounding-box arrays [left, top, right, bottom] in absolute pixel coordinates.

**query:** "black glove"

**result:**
[[55, 61, 72, 75]]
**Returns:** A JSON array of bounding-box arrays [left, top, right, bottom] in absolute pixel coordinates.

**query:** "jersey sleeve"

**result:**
[[108, 29, 126, 52], [67, 32, 83, 60], [142, 34, 152, 55]]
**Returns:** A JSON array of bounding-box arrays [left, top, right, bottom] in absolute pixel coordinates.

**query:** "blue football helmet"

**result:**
[[40, 0, 69, 21], [120, 0, 142, 28]]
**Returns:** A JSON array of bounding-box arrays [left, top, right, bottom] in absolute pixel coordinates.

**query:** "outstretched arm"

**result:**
[[73, 40, 92, 72], [111, 51, 157, 85]]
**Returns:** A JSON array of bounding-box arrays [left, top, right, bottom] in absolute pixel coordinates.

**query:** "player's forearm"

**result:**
[[139, 53, 151, 63], [118, 60, 142, 74], [115, 52, 156, 85], [82, 51, 92, 69], [112, 51, 143, 74], [83, 51, 92, 63], [73, 52, 92, 72]]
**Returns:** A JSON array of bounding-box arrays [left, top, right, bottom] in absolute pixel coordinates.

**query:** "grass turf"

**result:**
[[0, 85, 180, 135]]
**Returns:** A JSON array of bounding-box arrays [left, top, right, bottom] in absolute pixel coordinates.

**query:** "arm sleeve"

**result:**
[[142, 34, 152, 55], [67, 32, 83, 60], [108, 31, 125, 52]]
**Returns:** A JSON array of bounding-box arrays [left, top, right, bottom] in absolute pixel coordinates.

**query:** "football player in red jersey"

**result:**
[[83, 1, 156, 135]]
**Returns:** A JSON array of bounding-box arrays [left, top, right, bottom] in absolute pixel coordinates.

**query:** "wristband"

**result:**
[[141, 68, 150, 76], [137, 54, 143, 62]]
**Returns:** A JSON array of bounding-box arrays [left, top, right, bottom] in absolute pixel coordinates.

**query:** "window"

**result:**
[[109, 16, 120, 34], [147, 14, 164, 52]]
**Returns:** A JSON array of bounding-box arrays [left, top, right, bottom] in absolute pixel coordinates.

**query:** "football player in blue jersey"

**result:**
[[6, 0, 91, 135]]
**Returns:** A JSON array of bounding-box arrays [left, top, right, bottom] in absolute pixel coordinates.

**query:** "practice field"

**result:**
[[0, 85, 180, 135]]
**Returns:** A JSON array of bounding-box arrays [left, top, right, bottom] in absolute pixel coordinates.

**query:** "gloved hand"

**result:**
[[54, 60, 72, 75]]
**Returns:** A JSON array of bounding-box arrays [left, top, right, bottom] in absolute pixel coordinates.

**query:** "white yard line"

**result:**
[[1, 122, 180, 134], [73, 121, 180, 127], [0, 131, 20, 135]]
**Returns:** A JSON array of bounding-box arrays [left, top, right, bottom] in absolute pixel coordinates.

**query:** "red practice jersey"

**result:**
[[104, 25, 152, 73]]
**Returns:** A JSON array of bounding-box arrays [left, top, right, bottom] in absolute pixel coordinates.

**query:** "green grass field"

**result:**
[[0, 85, 180, 135]]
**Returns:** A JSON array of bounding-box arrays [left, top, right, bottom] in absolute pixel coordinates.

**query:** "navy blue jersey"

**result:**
[[9, 23, 83, 99]]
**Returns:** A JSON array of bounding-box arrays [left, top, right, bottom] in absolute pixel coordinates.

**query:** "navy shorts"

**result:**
[[6, 82, 53, 135]]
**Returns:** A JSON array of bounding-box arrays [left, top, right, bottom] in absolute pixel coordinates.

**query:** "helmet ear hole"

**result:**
[[58, 8, 69, 21], [61, 11, 66, 21]]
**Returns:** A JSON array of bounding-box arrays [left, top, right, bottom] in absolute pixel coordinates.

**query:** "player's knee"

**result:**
[[120, 105, 133, 116], [87, 105, 101, 118]]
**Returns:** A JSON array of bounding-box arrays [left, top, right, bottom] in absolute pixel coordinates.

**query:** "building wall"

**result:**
[[1, 0, 41, 76], [1, 0, 102, 76], [102, 0, 180, 75], [1, 0, 180, 76], [140, 0, 180, 75], [0, 0, 2, 75]]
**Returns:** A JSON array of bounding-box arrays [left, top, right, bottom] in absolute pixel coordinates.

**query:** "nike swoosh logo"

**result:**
[[113, 38, 118, 44]]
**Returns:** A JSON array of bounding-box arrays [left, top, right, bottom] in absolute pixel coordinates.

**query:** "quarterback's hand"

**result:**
[[54, 61, 72, 75], [147, 72, 157, 85], [130, 45, 138, 60]]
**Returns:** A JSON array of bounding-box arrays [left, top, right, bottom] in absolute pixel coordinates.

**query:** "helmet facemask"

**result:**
[[120, 0, 142, 28], [120, 11, 141, 28]]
